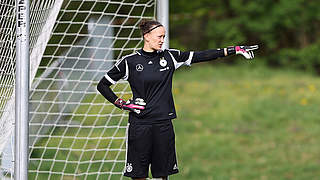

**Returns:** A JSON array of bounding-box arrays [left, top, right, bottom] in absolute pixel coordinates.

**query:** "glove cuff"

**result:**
[[114, 98, 125, 109], [227, 46, 236, 56]]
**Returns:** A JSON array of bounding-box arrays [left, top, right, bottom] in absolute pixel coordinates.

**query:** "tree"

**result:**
[[170, 0, 320, 73]]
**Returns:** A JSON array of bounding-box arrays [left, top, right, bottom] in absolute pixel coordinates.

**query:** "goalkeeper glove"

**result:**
[[227, 45, 259, 59], [114, 98, 146, 114]]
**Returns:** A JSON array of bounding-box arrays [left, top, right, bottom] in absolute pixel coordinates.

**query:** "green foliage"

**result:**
[[170, 0, 320, 73], [171, 63, 320, 179]]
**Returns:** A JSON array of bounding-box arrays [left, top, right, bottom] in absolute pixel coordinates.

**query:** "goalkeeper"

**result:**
[[97, 20, 259, 180]]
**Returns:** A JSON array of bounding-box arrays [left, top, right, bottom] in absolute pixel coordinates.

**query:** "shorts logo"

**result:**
[[159, 57, 167, 67], [126, 163, 133, 172], [136, 64, 143, 72]]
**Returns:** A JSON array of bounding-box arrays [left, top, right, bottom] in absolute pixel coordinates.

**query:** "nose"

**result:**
[[160, 36, 164, 43]]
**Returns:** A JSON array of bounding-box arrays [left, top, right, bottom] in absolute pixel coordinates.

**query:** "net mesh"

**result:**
[[0, 0, 156, 179], [1, 0, 63, 178], [28, 0, 155, 179], [0, 1, 16, 160]]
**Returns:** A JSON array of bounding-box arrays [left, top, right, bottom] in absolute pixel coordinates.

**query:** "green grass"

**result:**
[[29, 62, 320, 179], [171, 62, 320, 180]]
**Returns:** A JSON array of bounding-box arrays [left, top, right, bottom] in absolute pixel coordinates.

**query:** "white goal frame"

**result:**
[[0, 0, 169, 179]]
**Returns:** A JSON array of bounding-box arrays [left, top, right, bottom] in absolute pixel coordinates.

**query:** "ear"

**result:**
[[144, 33, 150, 42]]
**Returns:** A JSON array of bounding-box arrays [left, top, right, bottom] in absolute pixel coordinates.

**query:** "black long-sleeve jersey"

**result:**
[[98, 48, 225, 123]]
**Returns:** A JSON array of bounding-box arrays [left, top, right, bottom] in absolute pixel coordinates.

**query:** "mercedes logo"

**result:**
[[136, 64, 144, 72]]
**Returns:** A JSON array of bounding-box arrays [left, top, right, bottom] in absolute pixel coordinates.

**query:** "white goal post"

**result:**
[[0, 0, 168, 179]]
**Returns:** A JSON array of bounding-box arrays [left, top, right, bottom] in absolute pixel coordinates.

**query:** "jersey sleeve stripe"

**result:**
[[123, 60, 129, 80], [168, 48, 181, 56], [114, 52, 137, 71], [114, 58, 123, 71], [104, 74, 116, 85], [184, 51, 194, 66], [168, 51, 184, 69]]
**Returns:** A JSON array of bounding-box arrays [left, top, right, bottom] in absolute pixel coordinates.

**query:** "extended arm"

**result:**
[[192, 49, 225, 63], [192, 45, 259, 63]]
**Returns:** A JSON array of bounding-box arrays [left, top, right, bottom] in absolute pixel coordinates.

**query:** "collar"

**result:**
[[137, 49, 163, 58]]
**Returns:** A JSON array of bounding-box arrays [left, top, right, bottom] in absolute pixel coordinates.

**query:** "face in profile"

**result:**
[[144, 26, 165, 51]]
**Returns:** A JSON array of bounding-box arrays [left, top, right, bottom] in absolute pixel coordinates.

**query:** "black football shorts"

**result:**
[[123, 120, 179, 178]]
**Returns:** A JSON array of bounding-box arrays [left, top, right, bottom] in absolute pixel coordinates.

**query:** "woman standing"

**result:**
[[97, 20, 258, 180]]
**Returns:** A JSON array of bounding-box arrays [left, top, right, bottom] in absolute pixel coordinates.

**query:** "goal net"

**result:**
[[0, 0, 156, 179], [0, 1, 16, 178]]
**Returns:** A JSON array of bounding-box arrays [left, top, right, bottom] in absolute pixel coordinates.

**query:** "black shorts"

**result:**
[[124, 120, 179, 178]]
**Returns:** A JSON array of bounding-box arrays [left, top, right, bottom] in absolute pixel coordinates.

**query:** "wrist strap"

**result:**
[[114, 98, 124, 109], [226, 46, 236, 56]]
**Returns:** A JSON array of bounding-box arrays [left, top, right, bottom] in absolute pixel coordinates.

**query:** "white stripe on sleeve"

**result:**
[[184, 51, 194, 66], [104, 74, 116, 85], [168, 51, 184, 69], [123, 60, 129, 80]]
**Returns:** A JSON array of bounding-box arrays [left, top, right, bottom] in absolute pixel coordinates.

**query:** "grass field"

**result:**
[[29, 61, 320, 179], [171, 62, 320, 180]]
